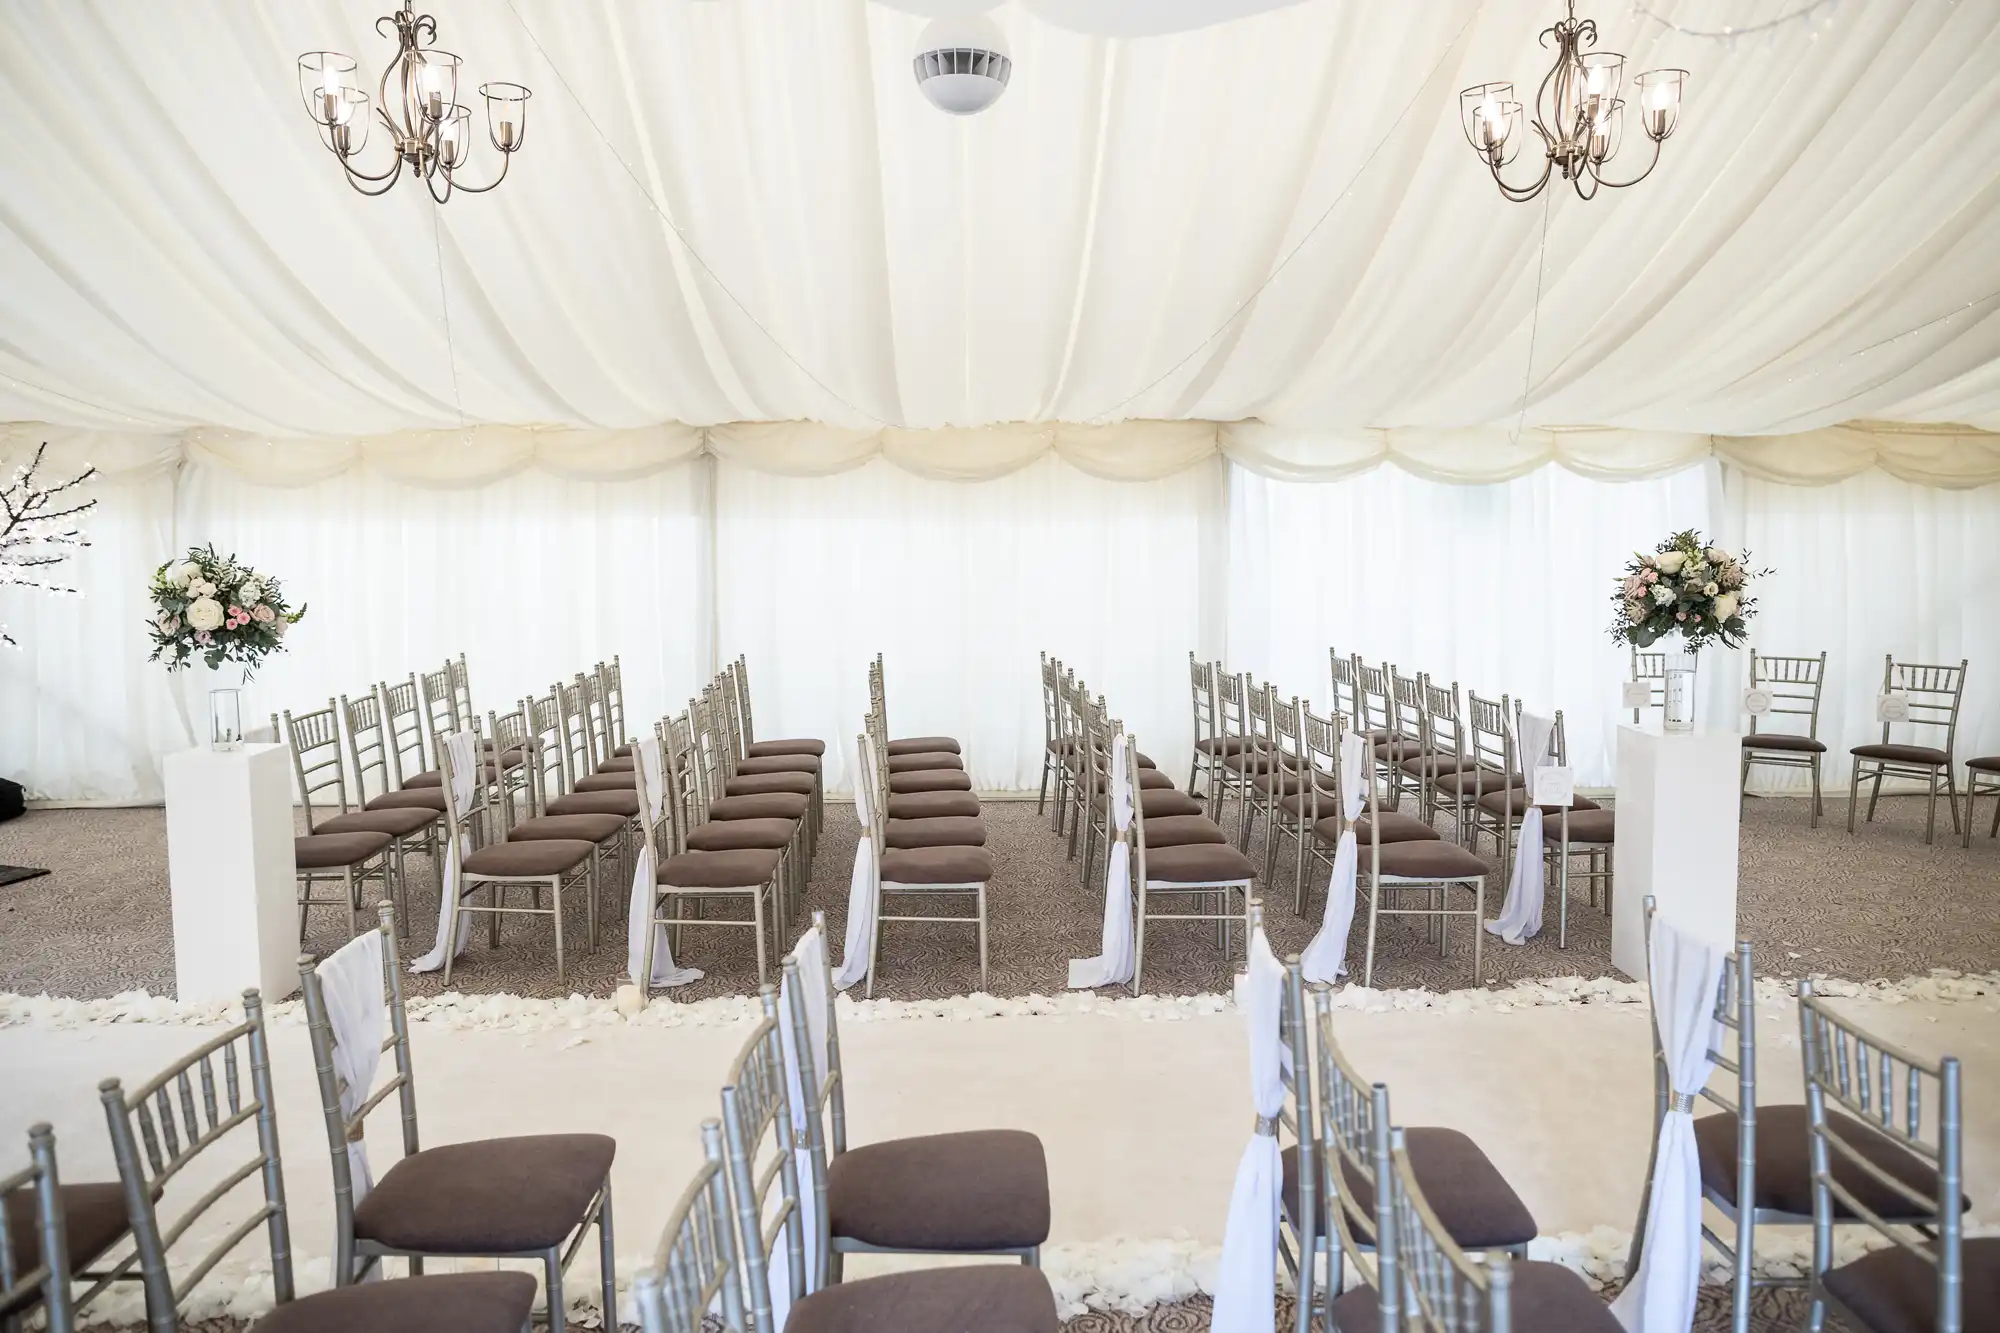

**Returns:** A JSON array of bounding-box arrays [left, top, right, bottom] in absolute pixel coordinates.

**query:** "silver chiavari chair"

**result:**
[[1273, 955, 1319, 1333], [1799, 978, 1995, 1333], [273, 712, 396, 945], [640, 710, 789, 985], [577, 671, 632, 780], [280, 700, 432, 931], [782, 917, 1048, 1280], [1739, 649, 1830, 826], [1188, 652, 1233, 801], [1476, 709, 1604, 949], [713, 678, 823, 839], [1210, 667, 1269, 833], [501, 702, 630, 938], [1237, 681, 1284, 856], [299, 904, 612, 1331], [1329, 647, 1360, 734], [1356, 734, 1490, 988], [435, 723, 599, 986], [728, 655, 826, 767], [1849, 655, 1970, 845], [0, 1124, 78, 1333], [419, 663, 460, 743], [856, 729, 996, 995], [1631, 647, 1667, 724], [1434, 691, 1519, 850], [631, 1121, 745, 1333], [1353, 658, 1395, 746], [1075, 701, 1205, 887], [1296, 707, 1445, 924], [868, 652, 962, 759], [526, 688, 641, 822], [595, 656, 628, 757], [1037, 652, 1066, 817], [682, 697, 807, 931], [446, 652, 474, 734], [341, 688, 447, 825], [558, 677, 636, 795], [1260, 691, 1326, 893], [1964, 751, 2000, 849], [377, 673, 443, 792], [1409, 675, 1471, 826], [1375, 667, 1431, 812], [1060, 674, 1096, 843], [701, 688, 818, 867], [1132, 733, 1257, 994]]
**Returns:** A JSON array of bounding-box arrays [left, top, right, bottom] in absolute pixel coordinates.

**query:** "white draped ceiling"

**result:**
[[2, 0, 1998, 457]]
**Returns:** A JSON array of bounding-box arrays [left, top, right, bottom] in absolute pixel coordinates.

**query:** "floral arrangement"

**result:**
[[1609, 529, 1761, 651], [146, 544, 304, 673]]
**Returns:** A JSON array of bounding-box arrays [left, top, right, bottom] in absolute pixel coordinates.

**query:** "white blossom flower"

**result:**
[[1651, 585, 1676, 605], [1714, 592, 1739, 621], [238, 579, 264, 605], [1703, 581, 1719, 596], [186, 577, 216, 600], [1653, 551, 1687, 574], [185, 597, 224, 632], [156, 613, 180, 634], [165, 560, 200, 586], [1705, 546, 1733, 564]]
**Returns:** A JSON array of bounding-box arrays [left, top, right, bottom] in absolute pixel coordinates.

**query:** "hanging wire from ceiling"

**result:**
[[1511, 188, 1555, 445], [503, 0, 891, 428], [1079, 3, 1486, 425], [1630, 0, 1842, 43], [428, 203, 471, 444]]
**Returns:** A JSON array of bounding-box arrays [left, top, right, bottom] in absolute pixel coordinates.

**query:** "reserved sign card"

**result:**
[[1533, 764, 1574, 808], [1743, 687, 1773, 715], [1622, 680, 1653, 711]]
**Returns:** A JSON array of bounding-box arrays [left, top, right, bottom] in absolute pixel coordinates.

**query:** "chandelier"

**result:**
[[1460, 1, 1687, 202], [296, 5, 530, 201]]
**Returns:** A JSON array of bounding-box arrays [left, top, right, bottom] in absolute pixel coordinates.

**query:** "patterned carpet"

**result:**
[[2, 787, 1995, 1001]]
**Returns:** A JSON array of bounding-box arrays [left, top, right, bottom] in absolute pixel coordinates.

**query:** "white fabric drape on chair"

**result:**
[[1299, 730, 1364, 983], [411, 730, 480, 973], [629, 736, 703, 989], [1210, 926, 1285, 1333], [1067, 735, 1135, 989], [1486, 710, 1555, 946], [831, 734, 879, 992], [777, 924, 832, 1303], [315, 929, 385, 1206], [1612, 911, 1729, 1333]]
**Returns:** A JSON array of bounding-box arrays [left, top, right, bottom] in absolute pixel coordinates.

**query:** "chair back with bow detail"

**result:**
[[1383, 1126, 1514, 1333], [1274, 959, 1318, 1333], [632, 1122, 746, 1333], [1741, 649, 1830, 827], [718, 993, 809, 1331], [1849, 656, 1970, 845]]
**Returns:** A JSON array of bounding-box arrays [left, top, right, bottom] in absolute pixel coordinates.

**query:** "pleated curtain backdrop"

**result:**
[[2, 454, 1993, 803]]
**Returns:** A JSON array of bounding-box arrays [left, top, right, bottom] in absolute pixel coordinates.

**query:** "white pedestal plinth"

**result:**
[[163, 744, 300, 1004], [1612, 725, 1741, 981]]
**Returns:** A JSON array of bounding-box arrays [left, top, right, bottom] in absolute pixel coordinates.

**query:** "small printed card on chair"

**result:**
[[1877, 691, 1912, 723], [1743, 687, 1773, 715], [1532, 765, 1574, 808], [1622, 680, 1652, 710]]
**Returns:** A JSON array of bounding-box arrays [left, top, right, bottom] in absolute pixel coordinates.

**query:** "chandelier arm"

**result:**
[[1585, 134, 1664, 190], [439, 150, 511, 195], [424, 166, 453, 205], [1489, 153, 1556, 203], [320, 119, 404, 183], [341, 153, 407, 197]]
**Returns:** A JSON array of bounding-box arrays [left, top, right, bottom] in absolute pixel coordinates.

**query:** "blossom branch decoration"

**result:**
[[0, 442, 98, 647]]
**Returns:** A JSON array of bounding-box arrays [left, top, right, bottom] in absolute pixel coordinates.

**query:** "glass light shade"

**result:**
[[415, 50, 461, 122], [298, 51, 358, 126], [438, 104, 472, 168], [1460, 82, 1516, 152], [329, 90, 370, 154], [480, 81, 532, 152], [1635, 68, 1687, 140], [1588, 98, 1624, 163], [1579, 52, 1625, 103]]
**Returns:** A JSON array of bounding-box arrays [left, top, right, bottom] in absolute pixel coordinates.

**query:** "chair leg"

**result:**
[[1866, 766, 1886, 823], [1847, 764, 1861, 833], [552, 879, 567, 987], [1132, 884, 1147, 997], [597, 1178, 617, 1330], [977, 883, 989, 992], [1361, 881, 1380, 989], [752, 884, 770, 986], [1944, 770, 1962, 835], [1810, 756, 1823, 829], [544, 1247, 566, 1333], [1471, 878, 1484, 986]]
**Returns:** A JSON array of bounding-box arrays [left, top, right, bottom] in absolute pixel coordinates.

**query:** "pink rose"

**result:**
[[1676, 610, 1688, 621], [253, 604, 275, 622], [1642, 569, 1657, 583], [195, 629, 212, 643]]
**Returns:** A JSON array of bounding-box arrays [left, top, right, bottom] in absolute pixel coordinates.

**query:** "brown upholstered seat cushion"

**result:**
[[248, 1272, 541, 1333], [737, 754, 821, 776], [1477, 789, 1603, 818], [888, 751, 964, 773], [886, 816, 988, 849], [889, 769, 974, 794], [747, 737, 827, 758], [1743, 732, 1827, 753], [1398, 754, 1471, 777], [574, 772, 637, 793], [596, 756, 636, 773], [1194, 736, 1251, 754], [1136, 769, 1177, 790], [612, 744, 632, 757], [1220, 750, 1281, 773], [352, 1134, 614, 1253], [1277, 786, 1344, 818], [1429, 767, 1523, 796], [402, 770, 444, 788], [709, 793, 810, 821], [462, 839, 594, 877], [1144, 842, 1255, 884], [1328, 1261, 1616, 1332], [1, 1180, 129, 1297], [1138, 789, 1204, 819], [1373, 840, 1487, 879], [1320, 812, 1441, 845], [546, 790, 639, 819], [880, 845, 995, 884], [317, 807, 437, 838], [687, 818, 796, 851], [367, 788, 449, 813], [1045, 737, 1076, 754], [1282, 1128, 1537, 1250], [1821, 1237, 2000, 1333], [1143, 815, 1228, 848], [788, 1266, 1058, 1333], [657, 848, 782, 888], [295, 832, 392, 870], [1371, 739, 1426, 761], [1255, 770, 1337, 798], [1543, 809, 1616, 844], [726, 772, 816, 797], [1133, 751, 1158, 770], [1693, 1104, 1967, 1220], [507, 813, 626, 844], [886, 790, 982, 820], [827, 1130, 1050, 1250], [1851, 742, 1949, 766], [888, 736, 960, 756], [1967, 755, 2000, 773]]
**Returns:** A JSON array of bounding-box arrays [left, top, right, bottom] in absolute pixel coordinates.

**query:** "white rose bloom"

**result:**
[[187, 577, 216, 600], [1652, 585, 1676, 605], [1704, 581, 1719, 596], [1714, 592, 1739, 621], [166, 560, 200, 586], [1654, 551, 1687, 574], [185, 597, 225, 632], [239, 580, 264, 605], [1706, 546, 1733, 565], [273, 616, 289, 638]]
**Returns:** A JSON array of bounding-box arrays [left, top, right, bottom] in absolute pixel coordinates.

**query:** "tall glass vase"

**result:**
[[208, 665, 245, 751], [1662, 648, 1697, 733]]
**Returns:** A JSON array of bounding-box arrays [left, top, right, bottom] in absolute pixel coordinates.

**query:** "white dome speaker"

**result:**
[[912, 13, 1012, 115]]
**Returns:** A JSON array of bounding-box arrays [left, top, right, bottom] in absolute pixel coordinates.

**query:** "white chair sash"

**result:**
[[1487, 709, 1557, 946], [1211, 927, 1285, 1333], [1068, 736, 1135, 988], [1300, 731, 1366, 983], [777, 925, 833, 1315], [831, 734, 878, 991], [411, 729, 480, 973], [1611, 914, 1728, 1333], [629, 735, 703, 988], [317, 929, 385, 1205]]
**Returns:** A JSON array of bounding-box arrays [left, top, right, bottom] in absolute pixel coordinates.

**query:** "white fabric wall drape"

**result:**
[[715, 454, 1225, 795], [1226, 461, 1717, 788]]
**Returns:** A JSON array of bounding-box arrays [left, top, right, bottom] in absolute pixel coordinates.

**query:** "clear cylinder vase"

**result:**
[[208, 667, 245, 751], [1662, 650, 1697, 733]]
